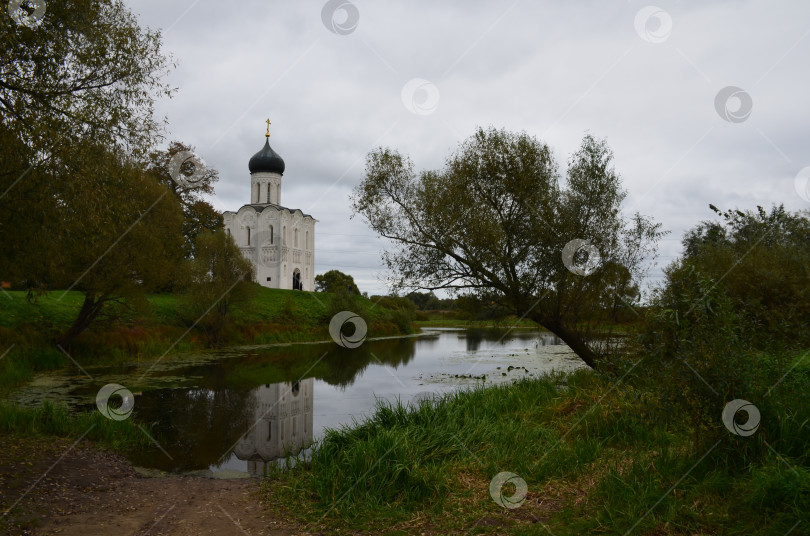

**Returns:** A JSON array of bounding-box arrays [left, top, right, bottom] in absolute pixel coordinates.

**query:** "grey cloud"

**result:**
[[126, 0, 810, 295]]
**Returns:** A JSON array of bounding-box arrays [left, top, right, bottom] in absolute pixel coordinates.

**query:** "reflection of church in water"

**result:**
[[233, 379, 314, 476]]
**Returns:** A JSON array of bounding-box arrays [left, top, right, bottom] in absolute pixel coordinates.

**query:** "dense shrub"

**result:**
[[676, 205, 810, 349], [634, 205, 810, 459], [323, 290, 363, 322], [368, 295, 416, 334]]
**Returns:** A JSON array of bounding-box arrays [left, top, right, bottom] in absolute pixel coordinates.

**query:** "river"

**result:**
[[12, 328, 586, 477]]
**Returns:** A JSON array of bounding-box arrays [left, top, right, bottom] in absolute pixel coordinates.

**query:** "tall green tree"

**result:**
[[181, 201, 224, 259], [405, 291, 441, 310], [185, 229, 255, 346], [145, 141, 223, 259], [0, 0, 172, 156], [352, 127, 664, 368], [315, 270, 361, 294], [598, 261, 641, 323], [1, 0, 174, 290], [52, 145, 186, 347], [146, 141, 219, 201], [0, 0, 186, 348]]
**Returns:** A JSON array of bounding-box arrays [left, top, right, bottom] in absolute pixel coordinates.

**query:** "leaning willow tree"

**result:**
[[352, 127, 665, 369]]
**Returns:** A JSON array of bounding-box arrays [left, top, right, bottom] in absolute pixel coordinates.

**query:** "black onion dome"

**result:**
[[248, 137, 285, 175]]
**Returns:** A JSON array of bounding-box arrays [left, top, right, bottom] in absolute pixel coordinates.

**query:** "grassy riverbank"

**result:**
[[413, 311, 642, 335], [0, 286, 407, 396], [414, 317, 538, 329], [0, 402, 153, 453], [262, 354, 810, 535]]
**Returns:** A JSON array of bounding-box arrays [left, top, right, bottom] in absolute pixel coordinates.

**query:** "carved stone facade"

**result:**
[[222, 133, 317, 290]]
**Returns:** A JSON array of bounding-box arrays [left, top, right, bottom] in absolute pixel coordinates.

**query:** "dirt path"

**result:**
[[0, 437, 305, 535]]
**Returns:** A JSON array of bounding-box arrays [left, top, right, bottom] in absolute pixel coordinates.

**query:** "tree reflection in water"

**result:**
[[130, 386, 255, 472]]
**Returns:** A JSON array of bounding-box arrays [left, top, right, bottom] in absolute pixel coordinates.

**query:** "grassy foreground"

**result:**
[[262, 363, 809, 535]]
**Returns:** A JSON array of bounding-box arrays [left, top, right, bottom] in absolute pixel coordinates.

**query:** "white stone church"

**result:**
[[223, 123, 317, 290]]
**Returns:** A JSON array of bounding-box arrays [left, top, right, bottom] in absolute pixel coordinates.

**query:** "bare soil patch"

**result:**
[[0, 436, 303, 535]]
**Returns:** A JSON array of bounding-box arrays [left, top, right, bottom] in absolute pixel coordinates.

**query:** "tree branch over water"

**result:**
[[352, 126, 666, 369]]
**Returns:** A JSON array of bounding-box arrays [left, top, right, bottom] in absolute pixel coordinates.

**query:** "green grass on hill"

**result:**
[[0, 291, 90, 331], [0, 286, 407, 395], [0, 287, 389, 338]]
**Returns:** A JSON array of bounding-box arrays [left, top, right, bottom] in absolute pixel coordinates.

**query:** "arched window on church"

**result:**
[[305, 230, 309, 250], [269, 225, 274, 245], [294, 228, 298, 248], [266, 184, 271, 203], [246, 226, 250, 246]]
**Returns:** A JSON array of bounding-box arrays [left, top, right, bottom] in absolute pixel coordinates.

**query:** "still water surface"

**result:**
[[14, 328, 585, 477]]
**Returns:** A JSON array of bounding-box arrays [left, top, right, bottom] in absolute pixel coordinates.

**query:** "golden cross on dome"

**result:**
[[265, 118, 271, 138]]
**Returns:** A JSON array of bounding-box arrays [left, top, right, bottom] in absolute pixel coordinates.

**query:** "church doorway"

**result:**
[[292, 269, 301, 290]]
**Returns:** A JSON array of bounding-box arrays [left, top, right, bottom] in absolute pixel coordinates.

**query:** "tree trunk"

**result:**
[[530, 314, 600, 370], [56, 292, 107, 348]]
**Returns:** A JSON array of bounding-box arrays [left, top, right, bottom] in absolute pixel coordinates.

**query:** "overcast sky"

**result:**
[[127, 0, 810, 296]]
